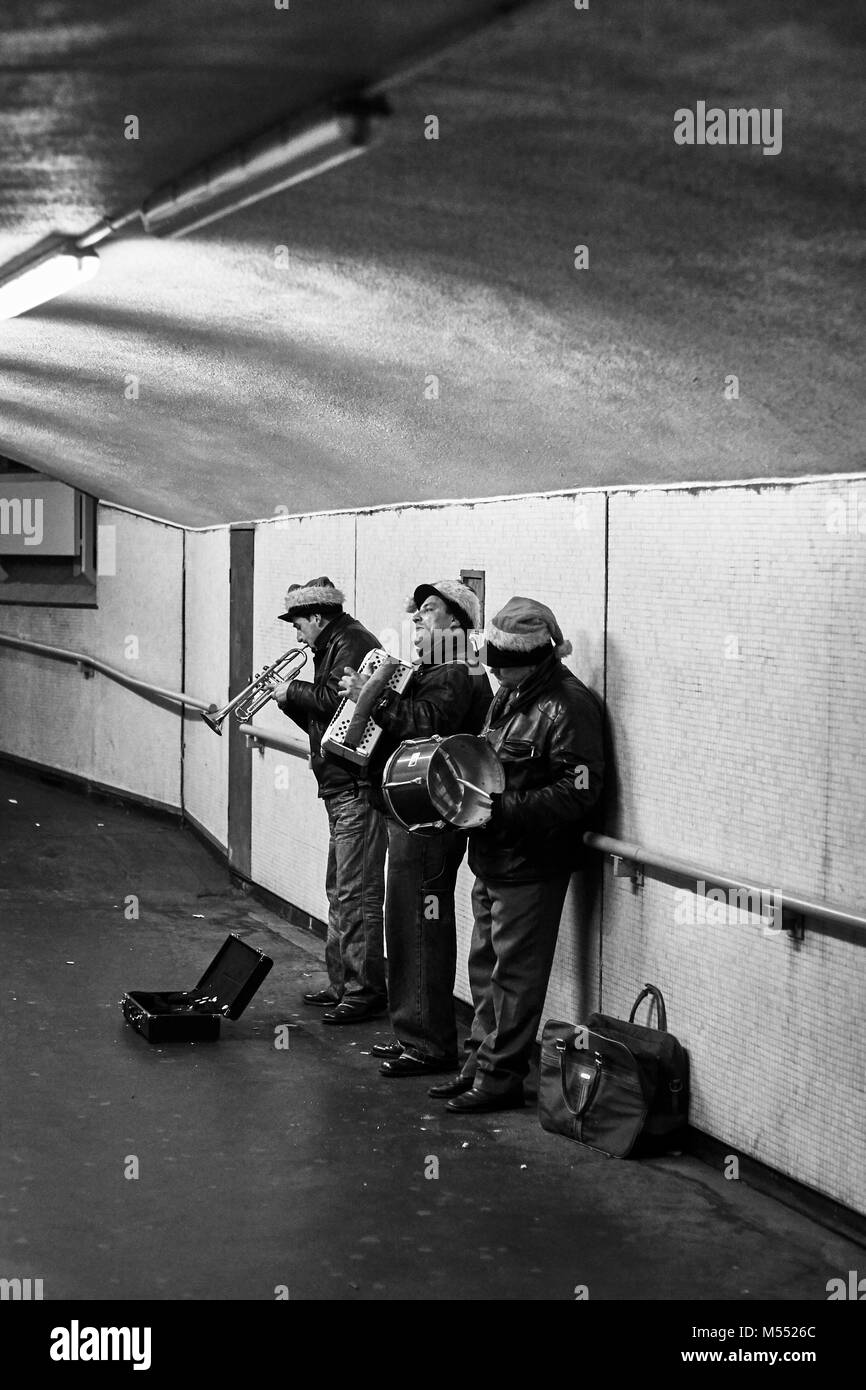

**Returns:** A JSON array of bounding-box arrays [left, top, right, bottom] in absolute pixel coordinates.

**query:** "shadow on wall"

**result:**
[[566, 865, 602, 1021], [555, 663, 620, 1020], [594, 670, 621, 843]]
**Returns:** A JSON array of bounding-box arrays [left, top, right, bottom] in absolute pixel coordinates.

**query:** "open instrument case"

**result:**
[[122, 933, 273, 1043]]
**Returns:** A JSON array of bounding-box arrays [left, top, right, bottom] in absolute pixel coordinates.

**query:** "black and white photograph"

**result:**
[[0, 0, 864, 1351]]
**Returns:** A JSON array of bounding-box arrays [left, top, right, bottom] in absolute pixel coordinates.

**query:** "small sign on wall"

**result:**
[[460, 569, 485, 627], [0, 477, 79, 555]]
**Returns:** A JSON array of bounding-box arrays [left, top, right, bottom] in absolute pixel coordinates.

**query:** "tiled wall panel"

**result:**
[[355, 493, 608, 1017], [0, 506, 183, 808], [248, 514, 357, 922], [182, 528, 230, 846], [602, 481, 866, 1212]]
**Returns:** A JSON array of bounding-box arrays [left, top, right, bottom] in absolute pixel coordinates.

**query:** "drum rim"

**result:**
[[428, 734, 506, 828]]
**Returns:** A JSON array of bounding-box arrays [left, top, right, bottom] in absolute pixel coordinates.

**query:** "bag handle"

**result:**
[[628, 983, 667, 1032], [555, 1038, 602, 1118]]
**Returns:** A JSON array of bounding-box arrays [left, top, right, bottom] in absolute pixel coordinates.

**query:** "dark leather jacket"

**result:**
[[469, 654, 605, 882], [279, 612, 381, 798]]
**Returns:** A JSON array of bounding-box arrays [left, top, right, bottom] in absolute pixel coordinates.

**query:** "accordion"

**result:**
[[321, 647, 414, 766]]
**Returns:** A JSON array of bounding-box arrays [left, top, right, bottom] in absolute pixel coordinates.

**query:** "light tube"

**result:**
[[0, 241, 99, 320]]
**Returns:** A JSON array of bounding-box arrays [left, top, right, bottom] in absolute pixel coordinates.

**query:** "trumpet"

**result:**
[[201, 647, 308, 735]]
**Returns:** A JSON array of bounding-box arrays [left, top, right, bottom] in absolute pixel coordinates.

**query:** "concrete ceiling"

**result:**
[[0, 0, 863, 525]]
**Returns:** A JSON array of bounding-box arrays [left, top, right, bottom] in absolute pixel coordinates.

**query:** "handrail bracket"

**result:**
[[782, 909, 806, 942], [612, 854, 644, 890]]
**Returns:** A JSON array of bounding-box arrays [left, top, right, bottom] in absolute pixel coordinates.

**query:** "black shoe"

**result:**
[[303, 989, 341, 1007], [321, 1000, 388, 1026], [371, 1041, 404, 1059], [445, 1085, 525, 1114], [379, 1054, 459, 1078], [428, 1075, 474, 1099]]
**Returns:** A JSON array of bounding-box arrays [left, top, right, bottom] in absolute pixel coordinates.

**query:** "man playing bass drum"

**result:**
[[429, 595, 605, 1113]]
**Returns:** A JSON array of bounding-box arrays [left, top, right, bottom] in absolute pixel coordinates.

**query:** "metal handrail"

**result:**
[[239, 723, 308, 760], [583, 831, 866, 937], [0, 630, 211, 713], [4, 629, 862, 933], [0, 630, 310, 757]]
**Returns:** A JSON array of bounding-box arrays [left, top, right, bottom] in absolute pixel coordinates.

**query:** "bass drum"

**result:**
[[382, 734, 506, 835]]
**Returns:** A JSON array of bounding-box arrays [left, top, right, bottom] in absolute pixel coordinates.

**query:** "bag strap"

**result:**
[[555, 1038, 603, 1118], [628, 983, 667, 1031]]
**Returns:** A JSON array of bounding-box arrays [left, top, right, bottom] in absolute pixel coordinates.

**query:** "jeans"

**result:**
[[323, 787, 387, 1003], [461, 873, 570, 1093], [384, 820, 467, 1061]]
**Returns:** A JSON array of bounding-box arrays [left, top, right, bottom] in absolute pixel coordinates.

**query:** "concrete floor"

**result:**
[[0, 763, 862, 1302]]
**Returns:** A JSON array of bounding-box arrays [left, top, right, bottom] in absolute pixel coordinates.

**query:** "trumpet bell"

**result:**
[[199, 646, 308, 736]]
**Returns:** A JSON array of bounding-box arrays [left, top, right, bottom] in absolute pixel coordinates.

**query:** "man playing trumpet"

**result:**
[[273, 576, 388, 1024]]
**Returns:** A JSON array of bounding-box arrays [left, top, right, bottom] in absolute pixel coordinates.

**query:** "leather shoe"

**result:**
[[379, 1054, 459, 1077], [445, 1086, 525, 1113], [428, 1075, 474, 1099], [371, 1041, 404, 1059], [321, 1000, 388, 1026], [303, 989, 340, 1007]]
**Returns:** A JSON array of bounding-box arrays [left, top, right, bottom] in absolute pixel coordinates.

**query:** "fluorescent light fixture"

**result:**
[[0, 235, 99, 320], [140, 95, 389, 238], [0, 94, 389, 316]]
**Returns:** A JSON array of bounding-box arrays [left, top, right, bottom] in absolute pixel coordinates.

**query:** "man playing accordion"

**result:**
[[339, 580, 492, 1077]]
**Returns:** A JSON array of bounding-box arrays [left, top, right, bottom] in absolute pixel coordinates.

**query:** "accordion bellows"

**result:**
[[321, 647, 414, 766]]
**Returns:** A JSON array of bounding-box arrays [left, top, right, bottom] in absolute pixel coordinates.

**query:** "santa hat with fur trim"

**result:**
[[406, 579, 481, 631], [278, 576, 344, 621], [484, 595, 573, 667]]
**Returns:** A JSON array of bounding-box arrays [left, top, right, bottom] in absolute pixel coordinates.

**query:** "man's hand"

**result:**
[[479, 792, 503, 831], [271, 679, 292, 708], [338, 666, 371, 702]]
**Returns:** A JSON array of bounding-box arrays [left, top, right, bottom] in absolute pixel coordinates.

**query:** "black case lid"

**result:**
[[194, 934, 273, 1019]]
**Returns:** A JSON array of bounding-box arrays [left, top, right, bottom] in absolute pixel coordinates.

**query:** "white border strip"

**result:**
[[101, 470, 866, 535]]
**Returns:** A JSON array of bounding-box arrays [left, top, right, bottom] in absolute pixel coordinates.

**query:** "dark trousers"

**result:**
[[461, 873, 571, 1093], [323, 787, 387, 1003], [384, 821, 467, 1061]]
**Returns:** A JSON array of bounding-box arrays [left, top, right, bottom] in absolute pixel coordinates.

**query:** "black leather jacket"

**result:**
[[279, 612, 381, 798], [469, 654, 605, 883]]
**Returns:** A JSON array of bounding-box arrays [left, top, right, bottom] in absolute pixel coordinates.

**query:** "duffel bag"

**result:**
[[539, 983, 689, 1158]]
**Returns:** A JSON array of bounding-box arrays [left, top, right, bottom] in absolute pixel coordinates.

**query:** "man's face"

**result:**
[[413, 594, 457, 655], [491, 663, 537, 689], [292, 614, 321, 647]]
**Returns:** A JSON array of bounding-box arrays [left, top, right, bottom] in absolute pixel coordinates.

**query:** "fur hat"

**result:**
[[407, 579, 481, 631], [278, 576, 344, 622], [484, 595, 573, 667]]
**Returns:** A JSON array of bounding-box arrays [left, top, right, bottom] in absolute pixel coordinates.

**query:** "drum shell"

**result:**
[[382, 739, 447, 835], [382, 734, 505, 835]]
